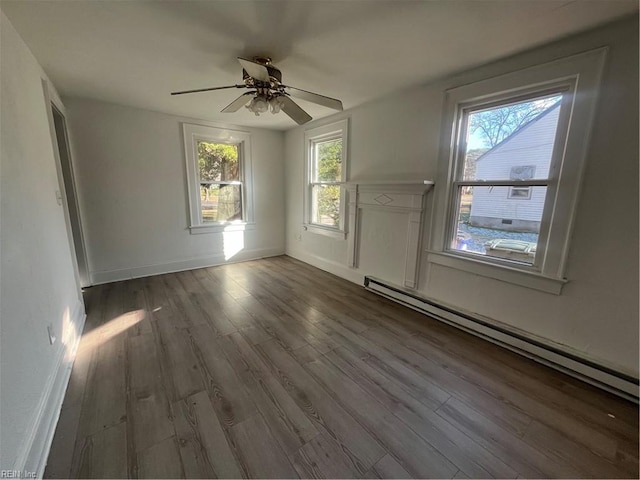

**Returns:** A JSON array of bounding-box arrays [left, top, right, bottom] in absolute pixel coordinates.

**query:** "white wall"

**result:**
[[64, 98, 285, 284], [1, 11, 85, 474], [285, 15, 639, 378]]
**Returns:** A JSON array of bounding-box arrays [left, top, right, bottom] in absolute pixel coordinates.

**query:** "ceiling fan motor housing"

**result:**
[[242, 56, 283, 85]]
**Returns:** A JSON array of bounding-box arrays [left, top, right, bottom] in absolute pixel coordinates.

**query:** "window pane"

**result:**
[[198, 142, 239, 182], [314, 139, 342, 182], [463, 94, 562, 181], [201, 184, 242, 223], [452, 186, 547, 264], [312, 184, 340, 227]]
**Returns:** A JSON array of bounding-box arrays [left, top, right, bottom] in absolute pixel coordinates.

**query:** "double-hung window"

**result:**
[[304, 119, 348, 238], [430, 48, 607, 293], [183, 123, 254, 234], [451, 93, 563, 263]]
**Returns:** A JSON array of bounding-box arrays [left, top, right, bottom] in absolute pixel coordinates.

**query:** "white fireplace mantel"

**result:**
[[345, 180, 434, 289]]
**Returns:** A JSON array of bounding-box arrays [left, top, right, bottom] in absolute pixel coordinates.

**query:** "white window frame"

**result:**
[[428, 48, 607, 294], [304, 119, 349, 239], [183, 123, 254, 234]]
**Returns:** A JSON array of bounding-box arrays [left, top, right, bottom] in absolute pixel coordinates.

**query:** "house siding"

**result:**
[[469, 104, 560, 230]]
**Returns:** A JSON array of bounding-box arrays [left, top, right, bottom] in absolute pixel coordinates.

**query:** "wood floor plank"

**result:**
[[177, 270, 239, 335], [325, 347, 516, 479], [424, 326, 640, 441], [152, 321, 205, 402], [291, 343, 324, 364], [211, 267, 252, 299], [289, 432, 365, 479], [72, 422, 127, 479], [304, 355, 458, 479], [255, 339, 386, 475], [163, 273, 209, 328], [523, 419, 638, 478], [122, 277, 153, 337], [218, 332, 319, 455], [436, 396, 582, 478], [137, 436, 184, 479], [188, 324, 258, 427], [76, 332, 127, 438], [362, 454, 412, 479], [452, 469, 469, 479], [313, 316, 451, 410], [373, 325, 627, 458], [141, 274, 173, 312], [250, 291, 340, 354], [43, 400, 83, 479], [172, 390, 243, 479], [192, 291, 238, 336], [240, 324, 273, 345], [127, 333, 174, 453], [227, 414, 298, 478], [361, 326, 534, 437], [236, 295, 308, 350], [236, 264, 343, 353], [220, 298, 257, 329]]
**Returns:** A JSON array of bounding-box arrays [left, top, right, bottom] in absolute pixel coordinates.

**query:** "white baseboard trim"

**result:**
[[90, 247, 285, 285], [365, 276, 639, 402], [12, 300, 86, 479], [285, 249, 364, 285]]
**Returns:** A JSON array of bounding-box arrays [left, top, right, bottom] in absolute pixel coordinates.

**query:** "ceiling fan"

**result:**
[[171, 57, 343, 125]]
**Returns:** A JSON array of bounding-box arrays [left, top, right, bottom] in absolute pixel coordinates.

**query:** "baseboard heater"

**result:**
[[364, 276, 639, 402]]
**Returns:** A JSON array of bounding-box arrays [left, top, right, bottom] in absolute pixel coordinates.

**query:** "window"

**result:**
[[508, 186, 532, 200], [452, 94, 562, 261], [304, 119, 348, 238], [430, 48, 607, 293], [183, 124, 254, 234]]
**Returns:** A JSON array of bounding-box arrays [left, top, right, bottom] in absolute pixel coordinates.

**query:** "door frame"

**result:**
[[42, 79, 90, 288]]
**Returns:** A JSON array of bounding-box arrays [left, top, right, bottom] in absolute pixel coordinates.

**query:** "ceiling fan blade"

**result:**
[[284, 85, 343, 111], [280, 96, 313, 125], [221, 92, 255, 113], [171, 84, 244, 96], [237, 57, 271, 82]]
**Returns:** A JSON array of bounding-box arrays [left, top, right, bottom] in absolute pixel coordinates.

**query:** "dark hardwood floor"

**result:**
[[44, 255, 639, 479]]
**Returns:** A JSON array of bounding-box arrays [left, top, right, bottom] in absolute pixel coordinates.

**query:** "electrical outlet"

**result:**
[[47, 324, 57, 345]]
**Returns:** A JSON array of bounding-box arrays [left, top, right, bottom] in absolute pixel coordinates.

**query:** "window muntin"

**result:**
[[448, 93, 564, 267], [304, 119, 348, 234]]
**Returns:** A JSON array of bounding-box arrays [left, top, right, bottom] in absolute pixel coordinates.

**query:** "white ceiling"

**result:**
[[2, 0, 637, 130]]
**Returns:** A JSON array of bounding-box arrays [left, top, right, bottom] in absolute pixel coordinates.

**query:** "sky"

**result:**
[[467, 130, 488, 150]]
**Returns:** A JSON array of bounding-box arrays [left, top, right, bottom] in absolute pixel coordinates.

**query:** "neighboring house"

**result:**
[[469, 103, 560, 232]]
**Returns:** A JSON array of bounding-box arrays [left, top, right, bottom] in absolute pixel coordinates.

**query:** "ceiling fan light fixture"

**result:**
[[269, 96, 285, 114], [246, 95, 269, 116]]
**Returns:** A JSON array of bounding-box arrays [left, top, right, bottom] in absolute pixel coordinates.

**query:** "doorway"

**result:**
[[50, 103, 90, 287]]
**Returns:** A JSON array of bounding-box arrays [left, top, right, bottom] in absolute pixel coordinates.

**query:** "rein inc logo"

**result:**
[[1, 471, 36, 479]]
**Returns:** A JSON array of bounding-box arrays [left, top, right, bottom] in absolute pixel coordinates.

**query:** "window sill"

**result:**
[[304, 224, 347, 240], [426, 250, 567, 295], [189, 222, 256, 235]]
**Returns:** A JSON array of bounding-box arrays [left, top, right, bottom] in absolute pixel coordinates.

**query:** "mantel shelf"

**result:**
[[346, 180, 434, 186], [346, 180, 434, 195]]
